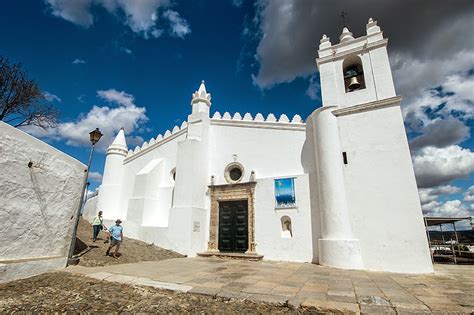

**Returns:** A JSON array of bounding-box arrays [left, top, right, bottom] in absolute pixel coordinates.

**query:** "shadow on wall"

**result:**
[[301, 115, 321, 264], [73, 237, 88, 255], [28, 160, 52, 232]]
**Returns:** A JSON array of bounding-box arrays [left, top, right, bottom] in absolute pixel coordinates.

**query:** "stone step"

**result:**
[[197, 251, 263, 261]]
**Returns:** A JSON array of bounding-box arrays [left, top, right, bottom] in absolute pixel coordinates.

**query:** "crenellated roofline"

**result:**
[[124, 120, 188, 163], [211, 111, 305, 131], [123, 111, 306, 163]]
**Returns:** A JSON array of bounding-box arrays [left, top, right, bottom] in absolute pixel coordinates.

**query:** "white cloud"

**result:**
[[88, 171, 103, 182], [77, 94, 87, 103], [402, 69, 474, 189], [420, 185, 472, 226], [163, 10, 191, 38], [305, 75, 320, 101], [250, 0, 473, 92], [232, 0, 244, 7], [113, 0, 169, 38], [22, 88, 148, 151], [409, 118, 470, 152], [43, 91, 62, 102], [393, 53, 474, 112], [72, 58, 86, 64], [401, 70, 474, 128], [151, 29, 164, 38], [419, 185, 462, 205], [86, 186, 99, 198], [422, 200, 440, 213], [44, 0, 191, 39], [464, 186, 474, 202], [97, 89, 134, 107], [413, 145, 474, 188], [431, 185, 463, 196], [424, 200, 470, 218], [45, 0, 93, 28]]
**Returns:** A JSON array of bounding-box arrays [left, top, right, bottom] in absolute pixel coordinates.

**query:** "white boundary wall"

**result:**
[[0, 122, 85, 282]]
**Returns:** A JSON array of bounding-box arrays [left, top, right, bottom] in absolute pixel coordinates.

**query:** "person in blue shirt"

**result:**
[[106, 219, 123, 258]]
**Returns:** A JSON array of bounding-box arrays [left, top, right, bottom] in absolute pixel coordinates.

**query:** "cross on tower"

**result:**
[[340, 11, 347, 27]]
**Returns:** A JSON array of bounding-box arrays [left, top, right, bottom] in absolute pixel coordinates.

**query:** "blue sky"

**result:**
[[1, 1, 473, 224]]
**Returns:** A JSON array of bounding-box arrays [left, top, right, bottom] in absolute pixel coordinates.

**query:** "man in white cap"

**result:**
[[106, 219, 123, 258]]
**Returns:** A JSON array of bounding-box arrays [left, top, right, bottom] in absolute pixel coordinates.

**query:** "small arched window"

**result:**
[[281, 215, 293, 238], [343, 56, 366, 93]]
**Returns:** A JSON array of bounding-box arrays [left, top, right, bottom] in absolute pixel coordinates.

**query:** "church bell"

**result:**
[[344, 64, 363, 92], [348, 76, 361, 90]]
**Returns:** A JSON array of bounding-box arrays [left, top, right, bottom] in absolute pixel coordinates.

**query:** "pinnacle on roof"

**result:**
[[191, 80, 211, 106], [198, 80, 207, 95], [319, 34, 332, 50], [339, 27, 354, 43], [111, 128, 127, 147], [366, 17, 381, 35]]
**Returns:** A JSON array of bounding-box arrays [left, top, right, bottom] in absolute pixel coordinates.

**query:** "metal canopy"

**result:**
[[424, 216, 472, 227]]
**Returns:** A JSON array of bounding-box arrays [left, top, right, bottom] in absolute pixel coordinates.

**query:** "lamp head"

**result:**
[[89, 128, 103, 145]]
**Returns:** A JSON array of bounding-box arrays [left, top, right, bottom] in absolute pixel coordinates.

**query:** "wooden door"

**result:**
[[218, 200, 248, 252]]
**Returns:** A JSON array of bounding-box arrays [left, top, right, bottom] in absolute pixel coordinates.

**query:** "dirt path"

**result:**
[[0, 272, 299, 313], [75, 217, 183, 267]]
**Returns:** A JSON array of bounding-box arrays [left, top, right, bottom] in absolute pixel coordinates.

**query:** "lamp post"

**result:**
[[67, 128, 103, 266]]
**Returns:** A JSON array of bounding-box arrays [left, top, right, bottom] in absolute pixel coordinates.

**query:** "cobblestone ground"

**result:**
[[75, 218, 183, 267], [0, 272, 306, 314]]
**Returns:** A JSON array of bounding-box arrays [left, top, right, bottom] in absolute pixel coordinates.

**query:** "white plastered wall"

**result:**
[[338, 106, 433, 273], [82, 194, 98, 222], [209, 124, 306, 183], [101, 132, 191, 254], [208, 123, 314, 261], [254, 175, 313, 262], [0, 122, 85, 281], [118, 132, 186, 225]]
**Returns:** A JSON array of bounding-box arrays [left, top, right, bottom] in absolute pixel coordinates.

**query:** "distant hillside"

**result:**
[[429, 230, 474, 243]]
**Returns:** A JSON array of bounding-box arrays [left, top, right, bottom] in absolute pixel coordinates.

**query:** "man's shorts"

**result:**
[[111, 238, 122, 247]]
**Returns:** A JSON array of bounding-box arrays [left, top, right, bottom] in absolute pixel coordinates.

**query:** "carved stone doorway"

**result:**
[[207, 182, 257, 255]]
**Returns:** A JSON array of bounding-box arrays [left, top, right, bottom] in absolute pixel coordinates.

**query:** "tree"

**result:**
[[0, 57, 58, 128]]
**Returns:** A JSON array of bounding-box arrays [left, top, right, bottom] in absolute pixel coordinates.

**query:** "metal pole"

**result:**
[[440, 224, 445, 243], [451, 241, 457, 265], [67, 143, 95, 265], [424, 218, 433, 263], [453, 222, 460, 260]]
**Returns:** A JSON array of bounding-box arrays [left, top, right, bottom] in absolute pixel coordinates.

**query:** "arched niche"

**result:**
[[342, 56, 366, 93], [281, 215, 293, 238]]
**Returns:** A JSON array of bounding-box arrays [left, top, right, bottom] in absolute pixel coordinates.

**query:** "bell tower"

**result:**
[[307, 18, 433, 273], [317, 18, 396, 107]]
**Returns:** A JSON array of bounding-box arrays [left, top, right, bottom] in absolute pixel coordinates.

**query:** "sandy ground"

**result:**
[[0, 272, 300, 313], [0, 220, 300, 313], [75, 217, 184, 267]]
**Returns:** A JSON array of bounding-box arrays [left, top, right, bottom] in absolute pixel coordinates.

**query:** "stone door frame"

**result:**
[[207, 182, 257, 254]]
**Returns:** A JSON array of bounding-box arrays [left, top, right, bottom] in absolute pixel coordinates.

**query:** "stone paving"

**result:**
[[64, 257, 474, 314]]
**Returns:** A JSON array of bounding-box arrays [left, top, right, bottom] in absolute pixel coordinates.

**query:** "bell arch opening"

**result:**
[[343, 56, 366, 93]]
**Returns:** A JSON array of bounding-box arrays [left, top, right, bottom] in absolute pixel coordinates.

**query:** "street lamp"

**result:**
[[67, 127, 103, 266], [89, 128, 103, 145]]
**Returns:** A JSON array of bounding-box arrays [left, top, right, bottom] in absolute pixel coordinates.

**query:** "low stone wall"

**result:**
[[0, 257, 67, 283], [0, 122, 85, 282]]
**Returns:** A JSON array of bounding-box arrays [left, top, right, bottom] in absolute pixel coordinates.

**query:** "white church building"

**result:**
[[85, 19, 433, 274]]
